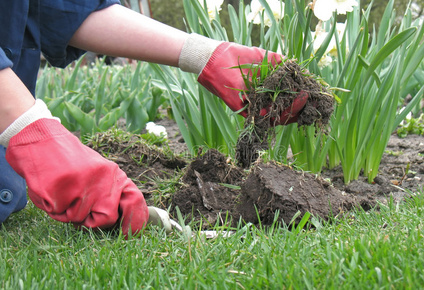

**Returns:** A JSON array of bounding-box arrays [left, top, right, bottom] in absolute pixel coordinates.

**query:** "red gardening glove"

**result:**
[[198, 42, 308, 125], [5, 119, 148, 236]]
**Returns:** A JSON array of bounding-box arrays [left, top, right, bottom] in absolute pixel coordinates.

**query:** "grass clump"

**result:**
[[83, 128, 187, 196]]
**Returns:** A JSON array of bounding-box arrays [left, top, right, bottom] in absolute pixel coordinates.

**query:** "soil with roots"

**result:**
[[236, 60, 335, 168]]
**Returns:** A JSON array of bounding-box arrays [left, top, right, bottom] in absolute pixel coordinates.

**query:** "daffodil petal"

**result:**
[[314, 0, 335, 21], [334, 0, 358, 14]]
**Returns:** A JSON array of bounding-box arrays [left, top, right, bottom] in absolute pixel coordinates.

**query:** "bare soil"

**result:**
[[171, 148, 379, 228], [88, 120, 424, 229], [170, 134, 423, 228]]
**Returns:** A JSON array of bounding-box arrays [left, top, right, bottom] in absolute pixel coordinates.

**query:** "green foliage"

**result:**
[[140, 132, 168, 146], [150, 65, 242, 155], [397, 114, 424, 137], [281, 0, 424, 183], [36, 58, 167, 139], [402, 61, 424, 116], [149, 0, 246, 41], [155, 0, 424, 184]]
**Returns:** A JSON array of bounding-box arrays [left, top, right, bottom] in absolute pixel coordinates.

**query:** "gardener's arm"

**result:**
[[69, 4, 188, 67], [0, 68, 35, 133], [70, 4, 308, 123]]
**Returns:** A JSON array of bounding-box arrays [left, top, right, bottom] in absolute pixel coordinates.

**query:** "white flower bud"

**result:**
[[145, 122, 168, 139]]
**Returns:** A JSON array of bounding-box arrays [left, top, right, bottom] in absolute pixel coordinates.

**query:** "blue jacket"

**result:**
[[0, 0, 119, 94], [0, 0, 119, 223]]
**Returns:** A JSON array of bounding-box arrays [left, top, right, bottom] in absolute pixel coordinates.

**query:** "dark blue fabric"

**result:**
[[0, 0, 119, 95], [0, 49, 13, 71], [0, 0, 119, 223], [0, 146, 27, 223]]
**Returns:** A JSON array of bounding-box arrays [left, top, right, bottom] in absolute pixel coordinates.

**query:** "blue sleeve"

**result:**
[[0, 48, 13, 71], [40, 0, 120, 68]]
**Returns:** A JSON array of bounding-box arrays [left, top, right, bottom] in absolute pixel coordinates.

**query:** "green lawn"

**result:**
[[2, 190, 424, 289]]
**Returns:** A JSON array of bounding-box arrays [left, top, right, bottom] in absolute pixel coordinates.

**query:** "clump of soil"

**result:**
[[171, 149, 376, 228], [171, 149, 245, 226], [235, 163, 374, 226], [236, 60, 335, 168]]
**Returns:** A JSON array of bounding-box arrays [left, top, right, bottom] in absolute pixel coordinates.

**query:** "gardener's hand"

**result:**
[[0, 100, 149, 236], [178, 34, 308, 124]]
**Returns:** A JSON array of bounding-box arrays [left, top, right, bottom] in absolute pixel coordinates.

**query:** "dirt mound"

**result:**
[[171, 149, 375, 228], [171, 149, 244, 226], [236, 163, 360, 226]]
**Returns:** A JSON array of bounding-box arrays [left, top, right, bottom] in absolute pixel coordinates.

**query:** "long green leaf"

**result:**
[[364, 27, 416, 81], [95, 67, 109, 125], [64, 101, 97, 135]]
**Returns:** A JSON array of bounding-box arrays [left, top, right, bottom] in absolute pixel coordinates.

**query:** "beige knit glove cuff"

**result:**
[[178, 33, 223, 74]]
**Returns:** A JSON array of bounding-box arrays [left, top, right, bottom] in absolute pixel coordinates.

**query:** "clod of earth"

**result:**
[[236, 60, 335, 168], [171, 149, 375, 229]]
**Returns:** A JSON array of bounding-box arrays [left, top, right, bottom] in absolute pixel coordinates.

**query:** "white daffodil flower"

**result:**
[[317, 54, 333, 68], [311, 21, 347, 68], [312, 22, 347, 56], [247, 0, 284, 27], [199, 0, 224, 21], [247, 0, 263, 25], [311, 28, 334, 68], [399, 107, 413, 125], [311, 30, 336, 55], [313, 0, 358, 21], [146, 122, 168, 139]]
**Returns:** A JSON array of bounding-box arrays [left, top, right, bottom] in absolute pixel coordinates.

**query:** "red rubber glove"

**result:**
[[178, 34, 308, 125], [5, 119, 148, 236]]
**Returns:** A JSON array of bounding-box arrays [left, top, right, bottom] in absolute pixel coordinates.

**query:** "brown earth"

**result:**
[[88, 120, 423, 229], [171, 149, 369, 228], [85, 129, 187, 196]]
